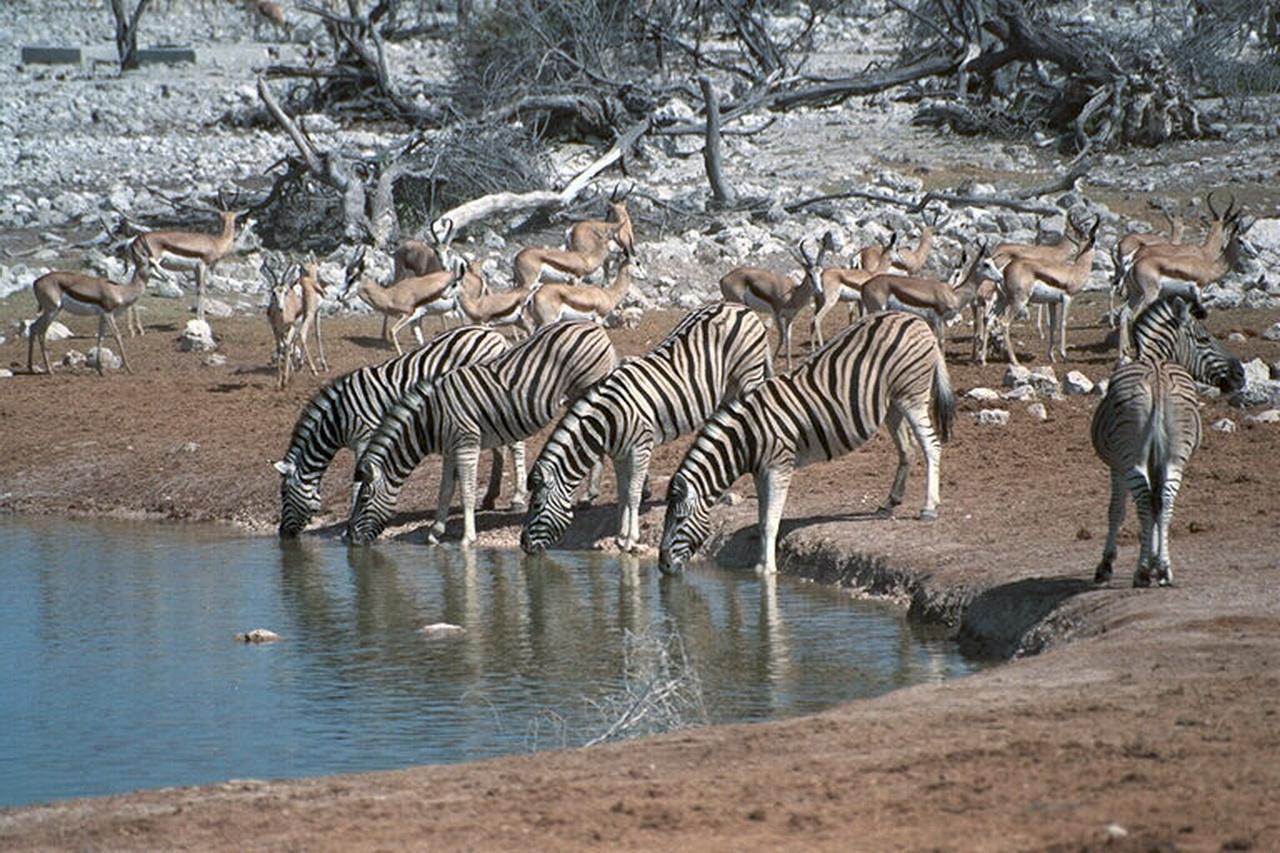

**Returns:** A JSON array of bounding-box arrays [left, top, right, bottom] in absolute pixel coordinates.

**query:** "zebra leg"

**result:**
[[878, 408, 910, 518], [580, 460, 604, 507], [1128, 471, 1156, 587], [1154, 473, 1184, 587], [427, 451, 459, 545], [752, 462, 794, 575], [902, 400, 943, 520], [1095, 470, 1126, 583], [617, 439, 653, 552], [509, 441, 528, 511], [455, 439, 482, 547], [480, 445, 504, 511]]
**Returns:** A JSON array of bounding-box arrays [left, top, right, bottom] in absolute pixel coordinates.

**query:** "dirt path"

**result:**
[[2, 299, 1279, 850]]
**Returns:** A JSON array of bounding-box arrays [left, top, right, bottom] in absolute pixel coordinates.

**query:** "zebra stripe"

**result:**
[[274, 325, 508, 536], [1091, 296, 1244, 587], [348, 320, 618, 545], [659, 311, 954, 575], [520, 302, 772, 553]]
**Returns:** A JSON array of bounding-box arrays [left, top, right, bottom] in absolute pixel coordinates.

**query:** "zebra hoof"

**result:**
[[1093, 566, 1113, 584], [918, 508, 938, 522], [510, 497, 528, 512], [874, 505, 895, 519], [479, 497, 498, 511], [425, 532, 441, 546], [1132, 571, 1153, 588]]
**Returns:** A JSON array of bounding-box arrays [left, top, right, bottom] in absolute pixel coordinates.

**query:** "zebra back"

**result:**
[[1131, 296, 1245, 393], [275, 326, 506, 537], [522, 303, 771, 549], [678, 312, 948, 510], [348, 322, 617, 540], [534, 303, 770, 488]]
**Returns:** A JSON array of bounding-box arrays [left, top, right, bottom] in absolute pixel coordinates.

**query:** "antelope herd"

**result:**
[[20, 179, 1265, 587]]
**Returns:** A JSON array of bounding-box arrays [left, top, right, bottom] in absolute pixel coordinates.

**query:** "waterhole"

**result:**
[[0, 515, 982, 807]]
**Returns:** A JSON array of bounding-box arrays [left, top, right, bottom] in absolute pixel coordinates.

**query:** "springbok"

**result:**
[[28, 244, 152, 376], [720, 235, 829, 371], [267, 258, 329, 389], [342, 246, 466, 355], [527, 252, 634, 328]]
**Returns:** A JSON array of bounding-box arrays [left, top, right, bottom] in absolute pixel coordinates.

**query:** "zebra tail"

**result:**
[[931, 353, 956, 443], [1147, 398, 1168, 518]]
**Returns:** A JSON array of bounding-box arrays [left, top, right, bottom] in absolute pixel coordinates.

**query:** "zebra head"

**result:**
[[274, 459, 321, 537], [658, 472, 712, 575], [346, 456, 400, 545], [520, 460, 575, 554], [1135, 297, 1245, 394]]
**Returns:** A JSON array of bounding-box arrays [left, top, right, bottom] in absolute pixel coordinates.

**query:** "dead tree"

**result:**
[[109, 0, 153, 71]]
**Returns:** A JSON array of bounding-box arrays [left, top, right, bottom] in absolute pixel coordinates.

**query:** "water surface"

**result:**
[[0, 516, 980, 808]]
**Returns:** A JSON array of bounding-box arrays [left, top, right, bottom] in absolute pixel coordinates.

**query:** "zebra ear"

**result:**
[[273, 460, 295, 477]]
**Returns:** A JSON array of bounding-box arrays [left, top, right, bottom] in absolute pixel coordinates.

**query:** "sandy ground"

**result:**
[[1, 298, 1279, 850]]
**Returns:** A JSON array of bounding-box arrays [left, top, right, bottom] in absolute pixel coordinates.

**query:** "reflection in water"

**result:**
[[0, 517, 982, 808]]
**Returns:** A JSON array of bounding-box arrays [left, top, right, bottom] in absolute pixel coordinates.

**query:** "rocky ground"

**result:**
[[3, 1, 1280, 850]]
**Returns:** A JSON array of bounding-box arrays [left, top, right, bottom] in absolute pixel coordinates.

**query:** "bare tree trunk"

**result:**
[[698, 76, 737, 208], [109, 0, 153, 71]]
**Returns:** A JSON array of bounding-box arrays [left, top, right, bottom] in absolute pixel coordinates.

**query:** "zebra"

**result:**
[[273, 325, 511, 537], [347, 320, 619, 546], [659, 310, 955, 576], [1091, 295, 1244, 587], [520, 302, 773, 554]]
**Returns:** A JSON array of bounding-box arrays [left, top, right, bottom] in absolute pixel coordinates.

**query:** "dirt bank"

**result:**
[[1, 299, 1279, 850]]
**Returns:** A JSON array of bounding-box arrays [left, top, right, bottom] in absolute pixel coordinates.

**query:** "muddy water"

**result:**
[[0, 516, 982, 807]]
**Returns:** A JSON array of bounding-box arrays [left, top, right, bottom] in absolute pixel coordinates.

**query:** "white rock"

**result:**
[[1003, 364, 1031, 388], [418, 622, 465, 638], [201, 297, 235, 319], [965, 387, 1001, 401], [1029, 365, 1060, 396], [86, 346, 122, 371], [1262, 322, 1280, 342], [1063, 370, 1094, 395], [1210, 418, 1236, 433], [1026, 402, 1048, 422], [1002, 385, 1037, 401], [152, 277, 185, 299], [1227, 331, 1247, 344], [976, 409, 1010, 426], [62, 350, 87, 368], [202, 353, 228, 367], [1231, 378, 1280, 408], [0, 368, 13, 378], [179, 319, 217, 352], [1243, 358, 1270, 386], [20, 319, 72, 341], [1105, 824, 1129, 840], [235, 628, 281, 643], [675, 292, 702, 311], [1246, 409, 1280, 424]]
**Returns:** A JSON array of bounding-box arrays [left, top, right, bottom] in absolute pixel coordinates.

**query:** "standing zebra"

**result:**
[[347, 321, 619, 546], [274, 326, 511, 537], [659, 311, 955, 575], [520, 302, 773, 554], [1092, 296, 1244, 587]]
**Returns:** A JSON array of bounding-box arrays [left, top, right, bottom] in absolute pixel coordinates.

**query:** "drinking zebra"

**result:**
[[1092, 296, 1244, 587], [347, 321, 619, 546], [274, 326, 510, 537], [520, 302, 772, 554], [659, 311, 955, 575]]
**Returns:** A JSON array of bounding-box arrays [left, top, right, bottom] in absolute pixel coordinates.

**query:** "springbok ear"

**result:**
[[273, 460, 295, 476]]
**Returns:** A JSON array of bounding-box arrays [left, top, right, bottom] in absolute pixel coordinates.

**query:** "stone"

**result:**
[[179, 441, 200, 453], [62, 350, 86, 368], [202, 353, 228, 367], [201, 297, 234, 319], [0, 368, 13, 378], [418, 623, 465, 638], [1003, 364, 1031, 388], [1002, 385, 1037, 402], [976, 409, 1010, 426], [20, 319, 72, 341], [1262, 322, 1280, 342], [1227, 331, 1247, 344], [1230, 379, 1280, 409], [178, 319, 217, 352], [1063, 370, 1094, 395], [152, 277, 185, 299], [965, 387, 1001, 401], [1243, 358, 1270, 386], [1028, 365, 1059, 396], [1026, 402, 1048, 422], [86, 346, 122, 371], [1246, 409, 1280, 424], [1210, 418, 1236, 433], [235, 628, 281, 643]]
